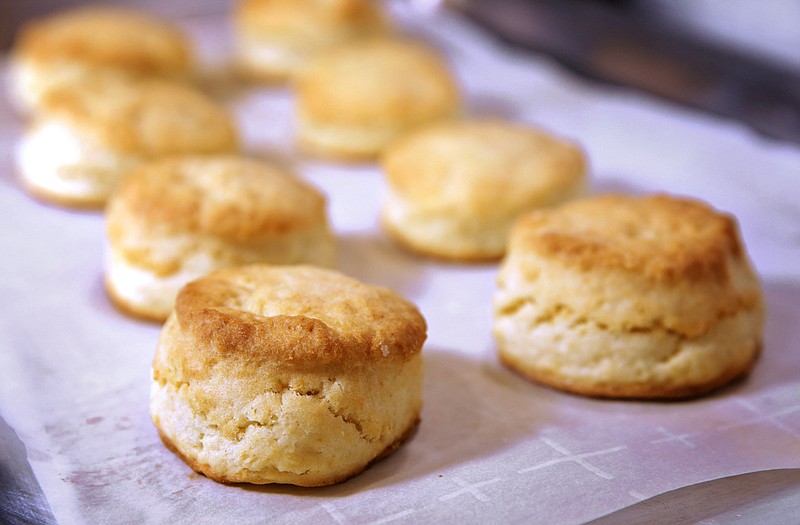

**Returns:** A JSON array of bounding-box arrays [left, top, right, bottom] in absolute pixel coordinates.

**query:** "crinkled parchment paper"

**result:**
[[1, 6, 799, 524]]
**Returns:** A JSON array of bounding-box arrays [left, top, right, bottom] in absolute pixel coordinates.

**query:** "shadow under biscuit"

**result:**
[[315, 348, 569, 494], [589, 175, 650, 196], [732, 278, 800, 396], [394, 19, 464, 64], [336, 232, 433, 299], [464, 92, 520, 120], [240, 144, 298, 173], [217, 349, 555, 495], [193, 65, 255, 104], [230, 89, 296, 158], [91, 273, 130, 321]]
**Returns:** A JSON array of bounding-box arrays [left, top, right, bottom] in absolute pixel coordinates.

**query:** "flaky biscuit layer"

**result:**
[[501, 194, 762, 336]]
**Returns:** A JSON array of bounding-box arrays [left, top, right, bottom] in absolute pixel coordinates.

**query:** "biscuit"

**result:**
[[296, 38, 460, 160], [7, 6, 192, 115], [150, 264, 426, 486], [233, 0, 389, 82], [381, 119, 586, 261], [105, 156, 335, 322], [493, 194, 764, 399], [16, 76, 237, 208]]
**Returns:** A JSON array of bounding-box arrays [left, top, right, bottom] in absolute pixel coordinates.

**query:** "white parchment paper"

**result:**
[[1, 7, 799, 524]]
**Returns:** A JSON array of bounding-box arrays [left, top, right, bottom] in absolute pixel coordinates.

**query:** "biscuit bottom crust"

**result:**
[[382, 210, 504, 262], [235, 38, 306, 81], [157, 417, 420, 488], [17, 120, 140, 207], [19, 176, 108, 209], [494, 303, 762, 399], [498, 346, 760, 400], [6, 57, 73, 115], [297, 113, 422, 161], [105, 274, 169, 323]]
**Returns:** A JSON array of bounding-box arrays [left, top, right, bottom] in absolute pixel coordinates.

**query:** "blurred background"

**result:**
[[449, 0, 800, 145], [0, 0, 232, 48], [2, 0, 799, 144]]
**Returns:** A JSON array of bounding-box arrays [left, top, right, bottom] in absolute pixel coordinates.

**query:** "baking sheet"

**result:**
[[1, 6, 799, 524]]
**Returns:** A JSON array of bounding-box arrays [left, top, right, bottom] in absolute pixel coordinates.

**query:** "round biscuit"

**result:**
[[105, 155, 335, 321], [151, 264, 426, 486], [381, 119, 587, 261], [296, 38, 460, 160], [493, 193, 764, 399], [16, 76, 237, 208], [8, 6, 192, 114]]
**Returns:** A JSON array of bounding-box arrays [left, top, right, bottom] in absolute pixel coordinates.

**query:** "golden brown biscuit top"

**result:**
[[174, 265, 427, 367], [39, 76, 237, 155], [510, 194, 744, 283], [111, 156, 327, 241], [383, 119, 586, 216], [235, 0, 387, 40], [13, 7, 191, 74], [297, 38, 460, 124]]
